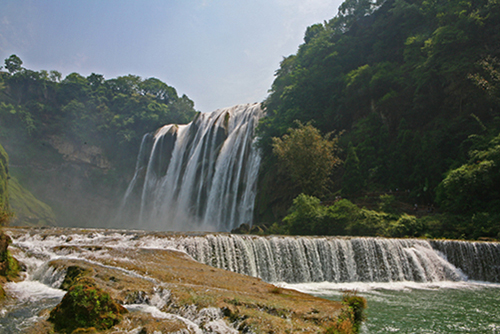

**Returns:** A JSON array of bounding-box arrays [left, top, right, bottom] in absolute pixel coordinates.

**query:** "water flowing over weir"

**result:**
[[15, 230, 495, 284], [117, 103, 263, 231], [160, 235, 499, 283]]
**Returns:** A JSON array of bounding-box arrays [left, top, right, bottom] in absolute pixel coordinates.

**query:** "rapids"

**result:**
[[7, 229, 500, 284], [2, 228, 500, 333]]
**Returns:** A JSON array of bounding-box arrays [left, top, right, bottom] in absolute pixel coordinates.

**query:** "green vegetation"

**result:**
[[8, 177, 56, 226], [0, 144, 9, 218], [0, 55, 196, 170], [0, 231, 19, 280], [272, 121, 341, 198], [0, 144, 19, 299], [273, 192, 500, 240], [256, 0, 500, 240], [0, 55, 197, 226], [327, 291, 367, 334], [49, 277, 127, 333]]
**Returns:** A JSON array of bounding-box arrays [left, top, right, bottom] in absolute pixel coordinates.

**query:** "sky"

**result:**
[[0, 0, 343, 113]]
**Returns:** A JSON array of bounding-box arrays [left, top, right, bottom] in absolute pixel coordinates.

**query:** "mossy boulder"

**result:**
[[49, 278, 128, 333], [0, 230, 19, 280], [60, 265, 93, 291]]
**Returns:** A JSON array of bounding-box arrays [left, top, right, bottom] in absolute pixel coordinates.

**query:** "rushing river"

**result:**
[[282, 281, 500, 333], [2, 228, 499, 333]]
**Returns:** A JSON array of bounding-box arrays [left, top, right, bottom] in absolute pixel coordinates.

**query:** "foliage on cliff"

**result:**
[[257, 0, 500, 236], [0, 57, 197, 226], [0, 144, 19, 299], [0, 56, 197, 170]]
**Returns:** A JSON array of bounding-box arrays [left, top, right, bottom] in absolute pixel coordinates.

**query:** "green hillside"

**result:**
[[0, 58, 197, 226], [8, 177, 56, 226], [256, 0, 500, 240]]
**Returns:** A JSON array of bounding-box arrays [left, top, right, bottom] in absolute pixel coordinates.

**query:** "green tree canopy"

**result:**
[[272, 122, 342, 197], [437, 133, 500, 214], [4, 55, 23, 74]]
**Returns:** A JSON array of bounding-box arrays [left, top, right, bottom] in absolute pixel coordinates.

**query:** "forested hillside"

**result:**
[[0, 56, 197, 226], [256, 0, 500, 239]]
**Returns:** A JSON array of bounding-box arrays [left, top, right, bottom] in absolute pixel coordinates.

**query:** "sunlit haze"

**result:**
[[0, 0, 343, 112]]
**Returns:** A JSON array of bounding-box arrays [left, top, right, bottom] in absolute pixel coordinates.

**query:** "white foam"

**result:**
[[277, 280, 500, 296], [125, 304, 202, 334], [5, 280, 66, 302]]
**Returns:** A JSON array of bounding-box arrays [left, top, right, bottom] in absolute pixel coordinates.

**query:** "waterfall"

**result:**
[[159, 235, 500, 283], [430, 240, 500, 282], [8, 229, 500, 284], [117, 103, 263, 231]]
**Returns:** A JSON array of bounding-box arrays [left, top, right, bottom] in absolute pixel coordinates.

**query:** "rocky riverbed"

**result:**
[[1, 227, 349, 333]]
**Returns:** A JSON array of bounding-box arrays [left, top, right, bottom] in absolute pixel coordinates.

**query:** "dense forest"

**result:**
[[0, 56, 197, 226], [254, 0, 500, 240]]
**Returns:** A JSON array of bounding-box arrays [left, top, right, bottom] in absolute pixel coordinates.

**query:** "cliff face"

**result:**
[[4, 134, 128, 228], [48, 136, 111, 169]]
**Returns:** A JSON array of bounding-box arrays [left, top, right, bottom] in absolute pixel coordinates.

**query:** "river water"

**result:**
[[2, 228, 499, 333], [282, 281, 500, 333]]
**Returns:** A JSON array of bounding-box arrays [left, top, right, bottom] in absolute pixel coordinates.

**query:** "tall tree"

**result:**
[[272, 122, 342, 197], [4, 55, 23, 74]]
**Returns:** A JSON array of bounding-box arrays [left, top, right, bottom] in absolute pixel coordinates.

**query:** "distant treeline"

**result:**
[[0, 54, 197, 170], [0, 55, 197, 226], [255, 0, 500, 239]]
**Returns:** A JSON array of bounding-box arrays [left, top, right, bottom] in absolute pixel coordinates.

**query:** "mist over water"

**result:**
[[116, 103, 263, 232]]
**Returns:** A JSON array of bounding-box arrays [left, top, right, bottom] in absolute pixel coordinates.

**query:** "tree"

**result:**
[[283, 193, 325, 235], [272, 122, 342, 197], [4, 55, 23, 74], [342, 142, 364, 195], [437, 133, 500, 214], [49, 70, 62, 83]]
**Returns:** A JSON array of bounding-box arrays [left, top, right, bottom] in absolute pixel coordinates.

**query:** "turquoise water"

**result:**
[[281, 281, 500, 333]]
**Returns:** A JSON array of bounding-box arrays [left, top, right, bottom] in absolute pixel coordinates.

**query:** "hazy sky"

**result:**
[[1, 0, 343, 112]]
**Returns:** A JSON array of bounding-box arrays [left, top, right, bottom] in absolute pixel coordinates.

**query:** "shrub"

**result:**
[[49, 278, 127, 333], [327, 291, 367, 334], [386, 213, 422, 237], [283, 193, 326, 235], [342, 290, 367, 328], [0, 231, 19, 280]]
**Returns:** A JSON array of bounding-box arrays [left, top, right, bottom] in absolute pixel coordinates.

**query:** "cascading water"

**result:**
[[163, 235, 481, 283], [116, 103, 264, 231], [6, 229, 500, 284], [4, 229, 500, 333], [430, 239, 500, 282]]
